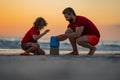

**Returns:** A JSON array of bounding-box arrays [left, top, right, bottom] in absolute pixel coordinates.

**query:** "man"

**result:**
[[20, 17, 50, 56], [56, 7, 100, 55]]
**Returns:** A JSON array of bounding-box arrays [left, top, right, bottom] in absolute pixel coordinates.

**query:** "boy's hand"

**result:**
[[44, 29, 50, 34]]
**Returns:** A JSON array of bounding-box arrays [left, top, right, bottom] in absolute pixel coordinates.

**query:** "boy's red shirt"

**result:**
[[21, 27, 40, 44]]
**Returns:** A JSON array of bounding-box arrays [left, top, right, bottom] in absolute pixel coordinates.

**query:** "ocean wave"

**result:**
[[0, 39, 21, 49], [0, 38, 120, 51]]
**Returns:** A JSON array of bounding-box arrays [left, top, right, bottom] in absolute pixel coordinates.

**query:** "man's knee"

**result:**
[[76, 38, 84, 45], [65, 28, 73, 34]]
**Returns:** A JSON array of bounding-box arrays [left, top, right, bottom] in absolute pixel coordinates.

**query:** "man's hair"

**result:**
[[62, 7, 76, 16], [33, 17, 47, 29]]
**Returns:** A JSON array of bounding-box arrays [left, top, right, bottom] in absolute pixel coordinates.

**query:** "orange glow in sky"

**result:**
[[0, 0, 120, 41]]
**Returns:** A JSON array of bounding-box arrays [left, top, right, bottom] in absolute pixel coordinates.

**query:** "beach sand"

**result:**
[[0, 54, 120, 80]]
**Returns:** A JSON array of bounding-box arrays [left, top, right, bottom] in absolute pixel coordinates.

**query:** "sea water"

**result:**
[[0, 37, 120, 55]]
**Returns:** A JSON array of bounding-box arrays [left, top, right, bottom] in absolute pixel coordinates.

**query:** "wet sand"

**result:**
[[0, 54, 120, 80]]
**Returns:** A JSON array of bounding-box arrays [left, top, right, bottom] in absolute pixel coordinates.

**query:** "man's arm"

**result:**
[[56, 28, 72, 41], [56, 26, 84, 41], [65, 26, 84, 38]]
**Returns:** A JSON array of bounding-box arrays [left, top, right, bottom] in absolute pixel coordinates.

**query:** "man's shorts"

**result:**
[[86, 35, 100, 46]]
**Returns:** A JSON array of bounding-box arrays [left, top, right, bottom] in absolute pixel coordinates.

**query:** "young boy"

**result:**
[[20, 17, 50, 56]]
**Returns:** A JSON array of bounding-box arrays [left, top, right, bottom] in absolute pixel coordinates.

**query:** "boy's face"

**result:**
[[38, 22, 46, 30], [38, 25, 45, 30]]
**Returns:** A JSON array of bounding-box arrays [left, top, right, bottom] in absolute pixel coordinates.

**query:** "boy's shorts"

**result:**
[[21, 42, 33, 50], [86, 35, 100, 46]]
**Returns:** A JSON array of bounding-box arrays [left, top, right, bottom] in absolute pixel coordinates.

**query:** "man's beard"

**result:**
[[68, 18, 73, 23]]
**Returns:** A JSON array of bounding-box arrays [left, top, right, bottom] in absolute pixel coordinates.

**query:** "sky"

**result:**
[[0, 0, 120, 41]]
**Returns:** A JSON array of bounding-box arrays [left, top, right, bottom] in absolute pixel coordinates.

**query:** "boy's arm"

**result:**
[[33, 29, 50, 40]]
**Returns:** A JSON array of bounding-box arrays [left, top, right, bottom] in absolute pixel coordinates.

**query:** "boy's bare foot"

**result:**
[[88, 47, 96, 55], [66, 51, 79, 55]]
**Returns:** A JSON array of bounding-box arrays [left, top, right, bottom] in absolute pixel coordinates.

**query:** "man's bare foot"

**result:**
[[66, 51, 79, 55], [88, 47, 96, 55]]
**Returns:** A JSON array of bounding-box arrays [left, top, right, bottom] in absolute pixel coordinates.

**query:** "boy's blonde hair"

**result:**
[[33, 17, 47, 29]]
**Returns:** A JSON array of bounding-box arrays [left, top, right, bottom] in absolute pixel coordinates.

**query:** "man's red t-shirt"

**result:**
[[68, 16, 100, 37], [21, 27, 40, 44]]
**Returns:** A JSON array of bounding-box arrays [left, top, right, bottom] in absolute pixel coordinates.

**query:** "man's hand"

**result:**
[[56, 34, 67, 41]]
